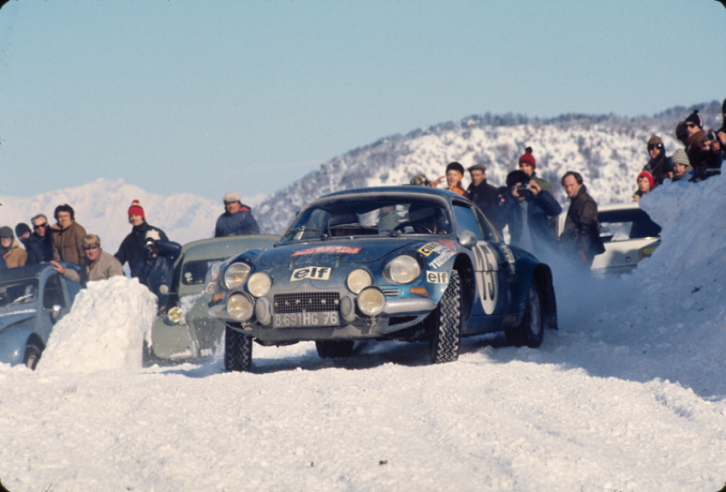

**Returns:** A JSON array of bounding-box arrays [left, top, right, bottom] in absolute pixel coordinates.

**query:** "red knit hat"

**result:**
[[637, 170, 654, 189], [518, 147, 536, 169], [128, 200, 145, 219]]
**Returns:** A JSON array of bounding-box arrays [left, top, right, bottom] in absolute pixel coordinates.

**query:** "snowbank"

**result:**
[[37, 276, 157, 374]]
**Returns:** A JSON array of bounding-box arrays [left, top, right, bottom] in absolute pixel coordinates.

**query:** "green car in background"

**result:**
[[145, 235, 279, 365]]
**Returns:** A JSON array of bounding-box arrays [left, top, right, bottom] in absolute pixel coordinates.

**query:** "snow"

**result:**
[[1, 178, 726, 491]]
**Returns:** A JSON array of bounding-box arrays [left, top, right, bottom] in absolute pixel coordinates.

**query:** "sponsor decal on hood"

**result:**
[[292, 246, 362, 256]]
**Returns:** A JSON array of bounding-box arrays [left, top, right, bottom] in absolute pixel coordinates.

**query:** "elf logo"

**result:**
[[290, 266, 332, 282]]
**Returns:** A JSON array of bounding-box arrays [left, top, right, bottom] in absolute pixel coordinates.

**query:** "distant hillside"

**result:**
[[255, 100, 723, 233]]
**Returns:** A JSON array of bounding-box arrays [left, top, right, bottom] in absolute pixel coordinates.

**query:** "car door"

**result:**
[[39, 273, 68, 341]]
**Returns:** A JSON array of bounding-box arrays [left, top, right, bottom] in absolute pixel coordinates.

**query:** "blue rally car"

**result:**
[[208, 186, 558, 372]]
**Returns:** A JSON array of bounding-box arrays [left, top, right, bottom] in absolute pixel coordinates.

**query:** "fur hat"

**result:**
[[506, 170, 530, 188], [128, 200, 145, 219], [409, 174, 430, 186], [15, 223, 31, 238], [446, 162, 465, 178], [685, 110, 703, 129], [518, 147, 536, 169], [637, 170, 654, 189]]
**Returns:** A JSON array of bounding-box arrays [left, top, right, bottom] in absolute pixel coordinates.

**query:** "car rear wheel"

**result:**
[[315, 340, 355, 359], [429, 269, 463, 364], [506, 280, 544, 348], [225, 323, 253, 372]]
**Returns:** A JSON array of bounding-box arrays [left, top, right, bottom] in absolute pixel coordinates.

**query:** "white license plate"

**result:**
[[273, 311, 340, 328]]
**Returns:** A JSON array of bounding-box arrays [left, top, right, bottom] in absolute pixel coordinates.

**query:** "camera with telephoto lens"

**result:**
[[517, 183, 531, 192]]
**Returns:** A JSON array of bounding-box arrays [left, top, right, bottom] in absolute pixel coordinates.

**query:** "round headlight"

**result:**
[[247, 272, 272, 298], [167, 307, 183, 324], [223, 262, 251, 290], [347, 269, 373, 294], [227, 293, 254, 321], [384, 255, 421, 285], [357, 287, 386, 317]]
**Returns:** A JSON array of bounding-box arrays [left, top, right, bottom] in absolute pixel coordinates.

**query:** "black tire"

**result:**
[[224, 323, 253, 372], [315, 340, 355, 359], [429, 269, 463, 364], [23, 341, 44, 370], [506, 280, 544, 348]]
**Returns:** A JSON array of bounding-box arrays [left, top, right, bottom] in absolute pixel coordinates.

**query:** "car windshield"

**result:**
[[280, 197, 453, 243], [0, 278, 39, 309], [599, 209, 661, 242], [182, 259, 224, 285]]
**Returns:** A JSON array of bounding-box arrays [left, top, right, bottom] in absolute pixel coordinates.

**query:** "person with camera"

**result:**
[[560, 171, 605, 267], [135, 230, 182, 313], [115, 200, 169, 278], [497, 170, 562, 255]]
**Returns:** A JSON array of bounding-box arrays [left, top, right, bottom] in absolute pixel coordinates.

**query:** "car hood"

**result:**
[[259, 240, 424, 267], [0, 310, 36, 332]]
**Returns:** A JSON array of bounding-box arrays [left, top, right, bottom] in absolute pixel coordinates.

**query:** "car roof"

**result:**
[[0, 262, 75, 282], [322, 186, 463, 201], [180, 235, 280, 263]]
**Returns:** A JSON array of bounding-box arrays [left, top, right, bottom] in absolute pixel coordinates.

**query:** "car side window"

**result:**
[[453, 204, 484, 241], [43, 274, 67, 309], [474, 208, 501, 242]]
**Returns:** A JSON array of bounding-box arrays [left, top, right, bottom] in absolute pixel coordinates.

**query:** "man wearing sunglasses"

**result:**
[[51, 234, 123, 284], [642, 135, 669, 187], [29, 214, 54, 262]]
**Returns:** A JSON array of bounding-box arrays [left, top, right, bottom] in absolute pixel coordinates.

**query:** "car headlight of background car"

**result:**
[[383, 255, 421, 285], [347, 269, 373, 294], [223, 262, 251, 290], [247, 272, 272, 298]]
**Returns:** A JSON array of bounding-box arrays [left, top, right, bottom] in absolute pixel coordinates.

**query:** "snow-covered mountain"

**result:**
[[255, 100, 723, 233]]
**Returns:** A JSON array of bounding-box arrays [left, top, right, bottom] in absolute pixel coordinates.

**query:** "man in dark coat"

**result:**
[[15, 223, 44, 265], [560, 172, 605, 267], [30, 214, 54, 262], [115, 200, 169, 278], [642, 135, 669, 187], [136, 237, 182, 313], [214, 191, 260, 237], [497, 171, 562, 255], [466, 164, 503, 234]]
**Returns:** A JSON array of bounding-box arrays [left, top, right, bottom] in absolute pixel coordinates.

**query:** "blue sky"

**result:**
[[1, 0, 724, 201]]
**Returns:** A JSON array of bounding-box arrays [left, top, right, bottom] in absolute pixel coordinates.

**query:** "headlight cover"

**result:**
[[223, 262, 251, 290], [357, 287, 386, 317], [347, 269, 373, 294], [227, 293, 255, 321], [383, 255, 421, 285], [247, 272, 272, 298]]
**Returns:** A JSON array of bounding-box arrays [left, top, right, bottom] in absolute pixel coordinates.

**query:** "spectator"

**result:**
[[50, 204, 87, 267], [30, 214, 54, 262], [642, 135, 669, 186], [632, 171, 654, 202], [669, 149, 692, 182], [15, 223, 43, 265], [409, 174, 430, 186], [214, 192, 261, 237], [135, 232, 182, 313], [717, 98, 726, 154], [518, 147, 553, 196], [430, 162, 468, 197], [675, 121, 689, 147], [0, 226, 27, 268], [51, 234, 124, 284], [560, 172, 605, 267], [115, 200, 169, 278], [497, 170, 562, 255], [466, 164, 503, 233]]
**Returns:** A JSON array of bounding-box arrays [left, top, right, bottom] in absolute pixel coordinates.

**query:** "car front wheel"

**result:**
[[225, 323, 253, 372], [506, 280, 544, 348], [429, 269, 463, 364]]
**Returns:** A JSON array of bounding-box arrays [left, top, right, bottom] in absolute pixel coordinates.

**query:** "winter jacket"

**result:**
[[136, 240, 182, 307], [2, 240, 27, 268], [467, 179, 503, 233], [115, 222, 169, 276], [498, 190, 562, 253], [50, 221, 87, 267], [643, 152, 669, 187], [530, 173, 554, 197], [20, 234, 47, 265], [561, 185, 605, 262], [62, 250, 124, 284], [214, 206, 260, 237]]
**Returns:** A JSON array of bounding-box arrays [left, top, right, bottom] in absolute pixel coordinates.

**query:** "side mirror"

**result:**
[[51, 304, 62, 321], [458, 230, 478, 249]]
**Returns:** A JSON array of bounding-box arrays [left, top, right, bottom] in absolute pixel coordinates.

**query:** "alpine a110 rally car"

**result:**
[[207, 186, 558, 372]]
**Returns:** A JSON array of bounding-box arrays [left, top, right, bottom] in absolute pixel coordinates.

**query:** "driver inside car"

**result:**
[[327, 212, 361, 237], [407, 204, 449, 234]]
